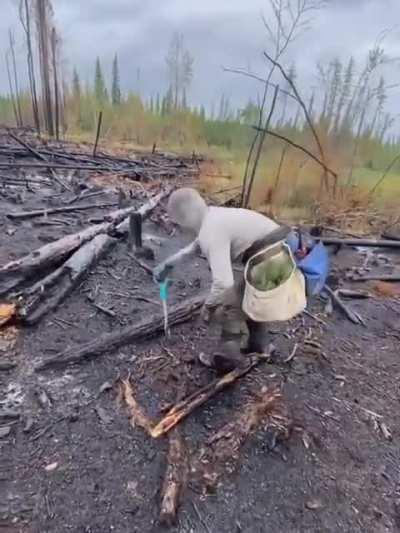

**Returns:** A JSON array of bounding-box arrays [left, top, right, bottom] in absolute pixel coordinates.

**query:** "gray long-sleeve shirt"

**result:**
[[198, 206, 279, 307], [164, 205, 279, 307]]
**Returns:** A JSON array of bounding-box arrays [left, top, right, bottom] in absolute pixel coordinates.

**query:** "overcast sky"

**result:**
[[1, 0, 400, 116]]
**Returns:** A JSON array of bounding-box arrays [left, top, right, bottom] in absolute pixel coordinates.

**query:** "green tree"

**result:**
[[94, 57, 108, 104], [111, 53, 121, 105]]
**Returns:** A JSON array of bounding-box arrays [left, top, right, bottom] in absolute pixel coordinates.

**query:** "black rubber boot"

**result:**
[[245, 320, 269, 354], [199, 341, 243, 374]]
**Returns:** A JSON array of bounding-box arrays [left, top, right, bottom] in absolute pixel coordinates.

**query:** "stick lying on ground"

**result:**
[[324, 284, 364, 325], [120, 378, 155, 435], [350, 274, 400, 282], [35, 294, 205, 370], [7, 202, 117, 220], [8, 130, 71, 191], [320, 237, 400, 249], [150, 354, 270, 438], [159, 428, 187, 526], [0, 191, 166, 297]]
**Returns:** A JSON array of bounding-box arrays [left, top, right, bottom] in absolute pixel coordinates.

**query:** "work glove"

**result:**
[[153, 262, 174, 283]]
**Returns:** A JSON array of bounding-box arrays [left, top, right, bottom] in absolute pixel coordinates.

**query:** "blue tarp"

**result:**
[[286, 231, 329, 296]]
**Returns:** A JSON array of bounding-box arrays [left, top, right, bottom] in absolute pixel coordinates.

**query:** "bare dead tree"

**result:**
[[35, 0, 54, 136], [244, 85, 280, 207], [5, 51, 20, 126], [238, 0, 326, 206], [252, 126, 338, 184], [346, 101, 368, 187], [51, 27, 60, 140], [8, 30, 23, 126], [263, 50, 334, 194], [19, 0, 41, 134]]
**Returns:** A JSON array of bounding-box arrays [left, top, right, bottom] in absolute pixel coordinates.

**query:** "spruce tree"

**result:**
[[94, 57, 108, 104], [111, 53, 121, 105]]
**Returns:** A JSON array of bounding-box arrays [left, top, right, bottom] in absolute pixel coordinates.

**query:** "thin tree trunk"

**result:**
[[22, 0, 41, 134], [51, 28, 59, 140], [36, 0, 54, 136], [5, 52, 19, 126], [9, 30, 23, 127]]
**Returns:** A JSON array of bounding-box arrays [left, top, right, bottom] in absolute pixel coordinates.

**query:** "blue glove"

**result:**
[[153, 262, 174, 283]]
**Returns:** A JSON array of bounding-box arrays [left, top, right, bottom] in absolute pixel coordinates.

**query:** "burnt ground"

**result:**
[[1, 132, 400, 533]]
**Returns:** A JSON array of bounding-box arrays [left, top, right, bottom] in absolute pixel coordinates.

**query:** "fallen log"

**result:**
[[20, 233, 114, 324], [8, 131, 71, 191], [159, 428, 187, 526], [35, 294, 204, 370], [0, 161, 121, 172], [0, 191, 167, 296], [350, 274, 400, 282], [7, 202, 117, 220], [150, 354, 269, 438], [323, 284, 364, 325], [320, 237, 400, 249], [382, 229, 400, 242], [18, 192, 169, 321]]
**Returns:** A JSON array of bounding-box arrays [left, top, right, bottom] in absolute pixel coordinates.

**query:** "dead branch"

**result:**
[[35, 294, 204, 370], [323, 284, 364, 325], [0, 162, 119, 171], [150, 354, 270, 438], [320, 237, 400, 248], [8, 130, 70, 190], [7, 202, 117, 220], [120, 378, 155, 435], [370, 152, 400, 195], [223, 67, 296, 101], [244, 84, 280, 207], [159, 428, 187, 526], [93, 111, 103, 157], [350, 274, 400, 282], [263, 50, 334, 193], [252, 127, 338, 183]]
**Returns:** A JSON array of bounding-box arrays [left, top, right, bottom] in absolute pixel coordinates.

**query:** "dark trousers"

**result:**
[[219, 279, 269, 354]]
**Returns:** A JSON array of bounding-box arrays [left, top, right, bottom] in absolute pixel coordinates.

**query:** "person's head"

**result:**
[[167, 188, 207, 235]]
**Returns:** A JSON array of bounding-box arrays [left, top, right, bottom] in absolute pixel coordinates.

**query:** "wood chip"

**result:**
[[379, 421, 393, 441], [44, 462, 58, 471], [0, 303, 16, 327], [305, 499, 324, 510], [0, 426, 11, 438]]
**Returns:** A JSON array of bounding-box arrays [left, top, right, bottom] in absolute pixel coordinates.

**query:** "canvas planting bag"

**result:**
[[242, 241, 306, 322]]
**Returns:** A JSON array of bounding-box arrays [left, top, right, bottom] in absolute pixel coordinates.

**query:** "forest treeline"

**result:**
[[1, 0, 400, 201]]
